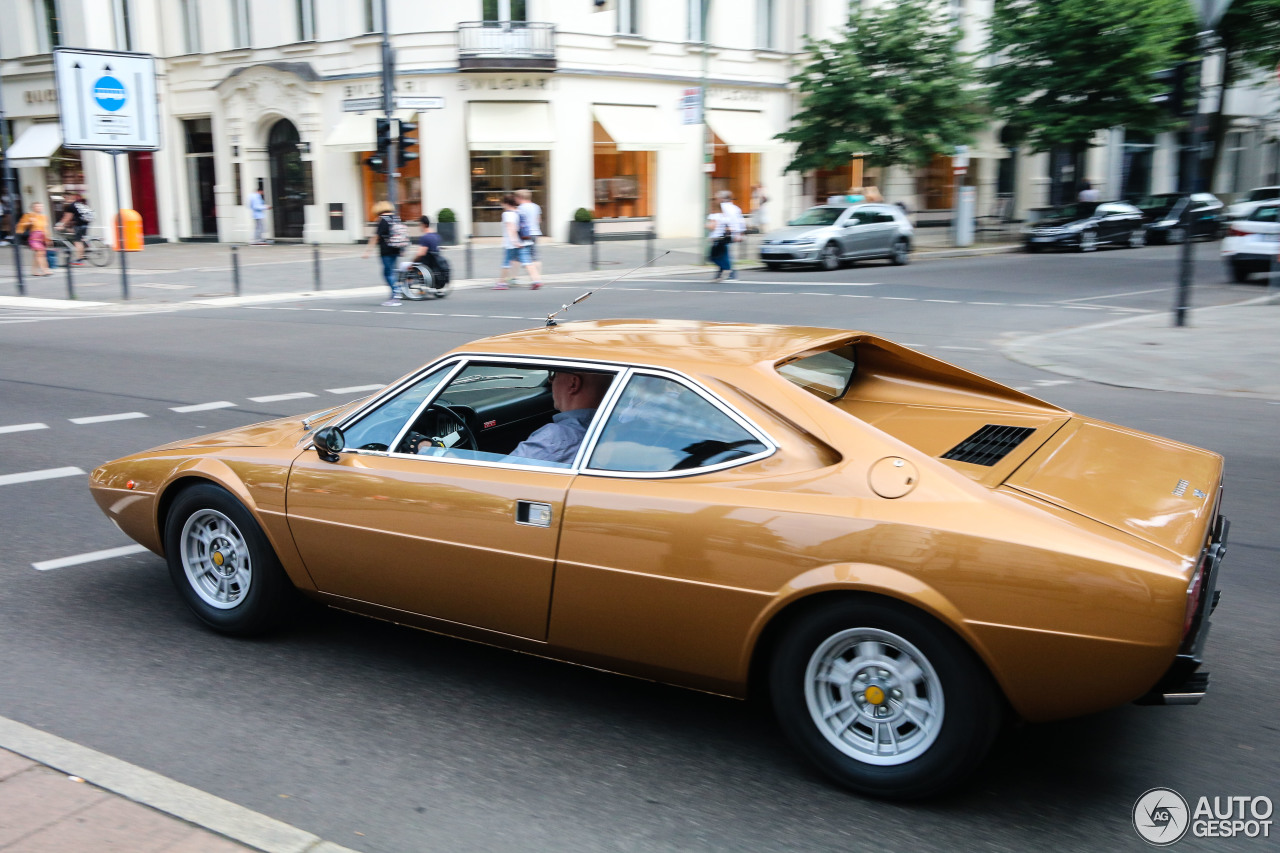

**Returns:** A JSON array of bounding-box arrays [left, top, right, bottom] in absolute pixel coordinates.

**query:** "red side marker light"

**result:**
[[125, 480, 136, 490]]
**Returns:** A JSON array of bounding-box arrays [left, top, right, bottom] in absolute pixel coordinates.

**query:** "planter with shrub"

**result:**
[[436, 208, 458, 245], [569, 208, 594, 245]]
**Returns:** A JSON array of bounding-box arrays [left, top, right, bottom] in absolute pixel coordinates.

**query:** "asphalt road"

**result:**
[[1, 242, 1276, 853]]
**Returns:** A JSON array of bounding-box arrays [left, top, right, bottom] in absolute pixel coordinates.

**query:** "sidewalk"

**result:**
[[0, 717, 355, 853]]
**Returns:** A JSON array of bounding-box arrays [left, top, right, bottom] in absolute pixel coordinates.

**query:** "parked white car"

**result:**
[[1225, 186, 1280, 221], [1221, 202, 1279, 283]]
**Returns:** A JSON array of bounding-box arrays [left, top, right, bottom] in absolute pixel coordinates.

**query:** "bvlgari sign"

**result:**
[[457, 76, 556, 91]]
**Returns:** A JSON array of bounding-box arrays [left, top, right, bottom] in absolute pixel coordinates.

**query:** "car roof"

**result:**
[[452, 319, 856, 370]]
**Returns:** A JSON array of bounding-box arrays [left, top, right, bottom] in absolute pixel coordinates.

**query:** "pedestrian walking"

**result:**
[[708, 190, 745, 281], [57, 194, 94, 264], [515, 188, 543, 287], [1077, 181, 1100, 203], [248, 189, 270, 244], [751, 184, 770, 234], [362, 200, 408, 306], [863, 185, 884, 203], [16, 202, 50, 277], [496, 194, 536, 289]]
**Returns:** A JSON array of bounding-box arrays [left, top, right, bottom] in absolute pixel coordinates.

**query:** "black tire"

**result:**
[[1075, 229, 1098, 253], [1024, 242, 1041, 254], [1230, 262, 1252, 284], [1127, 228, 1145, 249], [770, 598, 1001, 799], [764, 262, 784, 271], [819, 243, 841, 271], [86, 238, 112, 267], [401, 266, 430, 301], [889, 239, 910, 266], [164, 483, 293, 635]]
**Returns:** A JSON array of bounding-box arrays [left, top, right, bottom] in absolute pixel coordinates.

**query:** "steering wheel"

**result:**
[[402, 404, 478, 453]]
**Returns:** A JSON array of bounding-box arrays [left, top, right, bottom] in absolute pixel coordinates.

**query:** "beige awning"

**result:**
[[467, 101, 554, 150], [593, 104, 680, 151], [5, 123, 63, 168], [323, 111, 417, 152], [705, 109, 776, 154]]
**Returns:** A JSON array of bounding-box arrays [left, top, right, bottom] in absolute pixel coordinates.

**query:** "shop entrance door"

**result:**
[[268, 119, 307, 240]]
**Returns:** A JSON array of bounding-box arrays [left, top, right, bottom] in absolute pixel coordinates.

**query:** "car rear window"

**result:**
[[1248, 205, 1278, 223], [777, 344, 857, 401], [790, 207, 844, 227]]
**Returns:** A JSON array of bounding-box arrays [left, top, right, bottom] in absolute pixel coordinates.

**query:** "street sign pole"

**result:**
[[0, 56, 25, 296], [110, 150, 128, 300], [380, 0, 398, 214]]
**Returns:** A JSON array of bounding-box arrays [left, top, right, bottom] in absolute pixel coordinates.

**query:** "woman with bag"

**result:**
[[17, 202, 51, 277], [706, 200, 733, 281]]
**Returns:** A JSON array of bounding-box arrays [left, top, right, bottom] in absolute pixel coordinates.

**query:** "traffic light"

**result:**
[[365, 117, 393, 174], [1152, 62, 1195, 118], [398, 120, 419, 168]]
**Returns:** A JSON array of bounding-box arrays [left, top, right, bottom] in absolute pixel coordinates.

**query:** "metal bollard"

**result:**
[[646, 230, 655, 263], [312, 242, 321, 291], [231, 245, 242, 297], [64, 246, 75, 300], [465, 235, 473, 282], [590, 224, 599, 272]]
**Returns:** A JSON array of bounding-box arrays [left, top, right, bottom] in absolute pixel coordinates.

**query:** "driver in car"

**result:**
[[507, 370, 612, 464]]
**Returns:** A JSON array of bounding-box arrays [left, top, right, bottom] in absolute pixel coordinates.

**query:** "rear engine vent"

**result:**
[[941, 425, 1036, 466]]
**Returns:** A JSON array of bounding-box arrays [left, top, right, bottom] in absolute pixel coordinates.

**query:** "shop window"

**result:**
[[709, 131, 757, 214], [46, 150, 85, 224], [916, 153, 956, 210], [593, 122, 653, 219], [362, 156, 422, 224], [468, 150, 547, 237]]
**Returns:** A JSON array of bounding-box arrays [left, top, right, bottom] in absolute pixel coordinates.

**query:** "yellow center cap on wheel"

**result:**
[[212, 551, 224, 567], [865, 685, 886, 706]]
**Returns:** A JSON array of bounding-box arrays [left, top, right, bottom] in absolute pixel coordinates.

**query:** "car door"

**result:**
[[869, 209, 900, 256], [285, 358, 602, 640], [838, 208, 875, 257]]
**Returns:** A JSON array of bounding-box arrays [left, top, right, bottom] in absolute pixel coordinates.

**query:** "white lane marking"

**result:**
[[171, 401, 237, 413], [970, 302, 1006, 306], [326, 384, 385, 395], [306, 308, 336, 312], [69, 412, 148, 425], [0, 466, 85, 486], [248, 392, 318, 403], [1032, 379, 1073, 387], [342, 310, 371, 313], [882, 297, 916, 301], [0, 423, 49, 435], [925, 299, 960, 303], [33, 544, 150, 571], [629, 279, 881, 286], [1056, 287, 1167, 303], [938, 346, 985, 351]]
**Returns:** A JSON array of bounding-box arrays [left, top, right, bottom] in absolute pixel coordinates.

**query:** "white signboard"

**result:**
[[681, 87, 703, 126], [342, 97, 384, 113], [53, 48, 159, 151], [395, 96, 445, 110]]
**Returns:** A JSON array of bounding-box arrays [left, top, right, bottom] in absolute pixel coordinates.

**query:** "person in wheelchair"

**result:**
[[413, 215, 443, 273]]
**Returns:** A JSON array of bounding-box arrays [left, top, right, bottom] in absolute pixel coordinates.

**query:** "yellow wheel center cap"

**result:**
[[212, 551, 224, 567], [864, 685, 886, 706]]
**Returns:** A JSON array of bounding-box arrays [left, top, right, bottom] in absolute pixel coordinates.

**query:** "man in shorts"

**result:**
[[58, 194, 94, 264], [496, 194, 539, 290], [515, 188, 543, 287]]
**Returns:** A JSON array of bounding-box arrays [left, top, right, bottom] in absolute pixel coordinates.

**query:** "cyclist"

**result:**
[[57, 194, 94, 265]]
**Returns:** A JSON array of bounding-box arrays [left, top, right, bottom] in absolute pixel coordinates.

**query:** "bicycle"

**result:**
[[396, 253, 452, 300], [53, 228, 113, 268]]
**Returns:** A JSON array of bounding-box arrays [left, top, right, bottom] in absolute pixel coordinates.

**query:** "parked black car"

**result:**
[[1024, 201, 1146, 252], [1135, 192, 1224, 244]]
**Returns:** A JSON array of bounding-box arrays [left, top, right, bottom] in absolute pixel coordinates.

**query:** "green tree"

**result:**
[[779, 0, 984, 174], [1207, 0, 1280, 187], [985, 0, 1195, 169]]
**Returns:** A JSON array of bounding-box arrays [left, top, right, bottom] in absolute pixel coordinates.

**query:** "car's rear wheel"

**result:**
[[1076, 229, 1098, 252], [770, 598, 1001, 799], [819, 243, 841, 271], [164, 483, 293, 635], [765, 262, 784, 271], [889, 239, 910, 266], [1230, 261, 1253, 283], [1127, 229, 1146, 249]]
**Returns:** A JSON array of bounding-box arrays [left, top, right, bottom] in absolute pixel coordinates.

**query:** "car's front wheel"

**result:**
[[764, 261, 784, 271], [770, 598, 1001, 799], [889, 239, 910, 266], [164, 483, 294, 635], [1127, 228, 1146, 249], [819, 243, 841, 271], [1076, 229, 1098, 252]]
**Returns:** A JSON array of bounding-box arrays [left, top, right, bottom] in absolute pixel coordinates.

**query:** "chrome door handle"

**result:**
[[515, 501, 552, 527]]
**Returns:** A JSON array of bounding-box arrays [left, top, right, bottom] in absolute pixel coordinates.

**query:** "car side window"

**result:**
[[588, 374, 767, 473], [340, 365, 452, 452], [873, 212, 896, 224]]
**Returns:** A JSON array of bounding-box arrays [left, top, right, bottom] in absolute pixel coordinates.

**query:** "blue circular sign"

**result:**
[[92, 76, 127, 111]]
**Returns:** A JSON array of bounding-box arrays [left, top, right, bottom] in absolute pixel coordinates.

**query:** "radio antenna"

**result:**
[[545, 251, 672, 327]]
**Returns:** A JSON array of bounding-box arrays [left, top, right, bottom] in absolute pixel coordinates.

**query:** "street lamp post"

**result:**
[[381, 0, 398, 214], [700, 0, 711, 265], [0, 49, 26, 296]]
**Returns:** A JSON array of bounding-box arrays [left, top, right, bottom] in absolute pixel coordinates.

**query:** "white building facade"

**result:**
[[3, 0, 1277, 245]]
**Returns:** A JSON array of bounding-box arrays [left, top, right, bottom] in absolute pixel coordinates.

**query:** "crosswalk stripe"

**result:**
[[0, 467, 85, 487], [171, 401, 237, 413], [0, 423, 48, 435], [69, 412, 148, 425], [33, 544, 150, 571]]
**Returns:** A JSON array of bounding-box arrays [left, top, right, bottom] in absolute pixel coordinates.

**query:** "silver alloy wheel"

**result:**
[[1080, 229, 1098, 251], [891, 240, 909, 265], [1129, 229, 1145, 248], [804, 627, 945, 766], [820, 243, 840, 271], [180, 508, 252, 610]]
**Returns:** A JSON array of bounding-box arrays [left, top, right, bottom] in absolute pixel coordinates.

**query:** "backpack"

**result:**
[[75, 202, 95, 224], [385, 216, 410, 250], [516, 210, 532, 242], [433, 253, 452, 285]]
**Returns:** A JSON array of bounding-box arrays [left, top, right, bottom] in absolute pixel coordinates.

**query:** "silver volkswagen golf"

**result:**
[[759, 204, 914, 270]]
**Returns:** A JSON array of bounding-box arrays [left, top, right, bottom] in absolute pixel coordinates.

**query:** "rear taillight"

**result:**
[[1183, 559, 1207, 637], [1228, 226, 1249, 238]]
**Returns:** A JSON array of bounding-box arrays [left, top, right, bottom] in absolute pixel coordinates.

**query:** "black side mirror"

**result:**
[[313, 425, 345, 463]]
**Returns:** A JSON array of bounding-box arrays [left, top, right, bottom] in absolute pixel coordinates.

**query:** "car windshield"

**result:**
[[1045, 203, 1098, 221], [1246, 188, 1280, 202], [789, 207, 844, 227], [777, 344, 857, 401]]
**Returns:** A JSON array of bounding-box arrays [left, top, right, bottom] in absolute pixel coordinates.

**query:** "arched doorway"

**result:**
[[268, 119, 309, 240]]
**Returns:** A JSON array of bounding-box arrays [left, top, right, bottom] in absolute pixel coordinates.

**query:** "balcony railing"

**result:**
[[458, 21, 557, 71]]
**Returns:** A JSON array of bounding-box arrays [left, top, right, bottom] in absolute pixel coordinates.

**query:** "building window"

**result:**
[[482, 0, 527, 23], [756, 0, 774, 49], [1224, 131, 1246, 194], [183, 118, 217, 237], [180, 0, 200, 53], [35, 0, 62, 52], [688, 0, 704, 42], [231, 0, 251, 48], [113, 0, 133, 50], [618, 0, 639, 35], [296, 0, 316, 41], [1121, 131, 1155, 201]]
